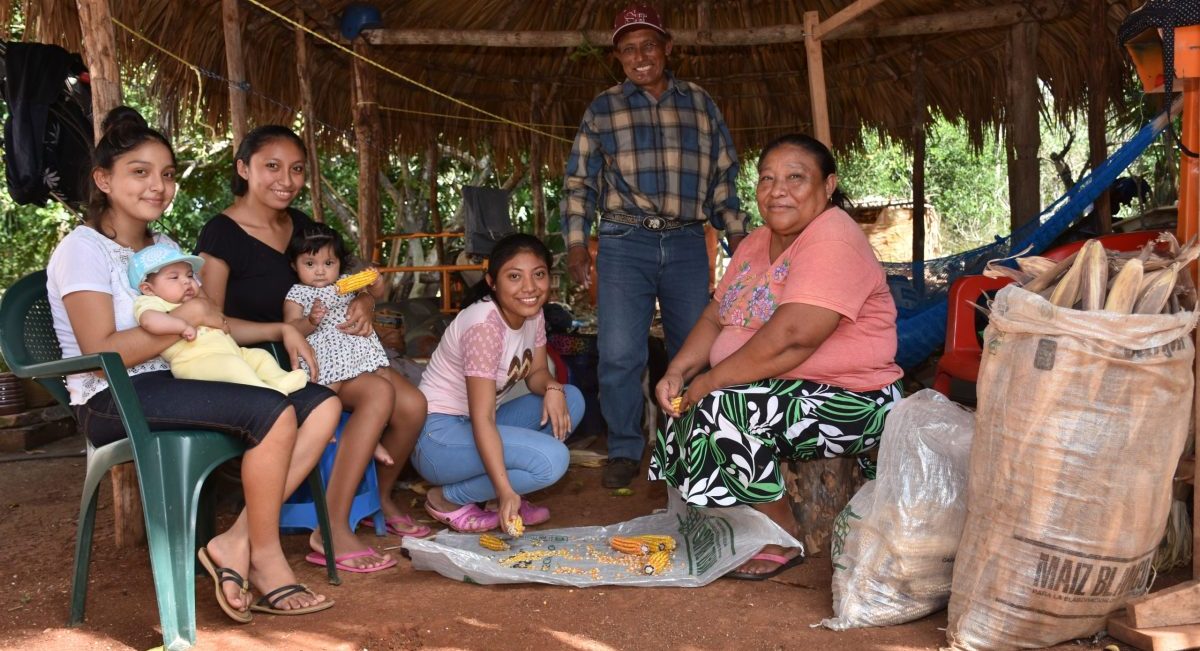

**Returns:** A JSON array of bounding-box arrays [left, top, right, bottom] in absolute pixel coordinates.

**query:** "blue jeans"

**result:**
[[595, 221, 710, 462], [412, 386, 585, 505]]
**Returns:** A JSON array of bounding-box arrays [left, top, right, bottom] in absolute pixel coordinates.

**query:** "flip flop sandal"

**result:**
[[517, 499, 551, 526], [304, 548, 398, 574], [724, 552, 806, 581], [197, 547, 252, 623], [424, 500, 500, 533], [359, 514, 433, 538], [249, 584, 335, 616]]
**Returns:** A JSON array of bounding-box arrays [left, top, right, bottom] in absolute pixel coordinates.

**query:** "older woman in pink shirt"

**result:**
[[651, 133, 903, 580]]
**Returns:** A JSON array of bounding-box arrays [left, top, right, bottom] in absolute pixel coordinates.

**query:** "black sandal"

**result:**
[[249, 583, 334, 615], [196, 547, 252, 623]]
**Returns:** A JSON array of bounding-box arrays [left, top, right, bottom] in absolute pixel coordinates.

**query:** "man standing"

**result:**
[[562, 4, 748, 488]]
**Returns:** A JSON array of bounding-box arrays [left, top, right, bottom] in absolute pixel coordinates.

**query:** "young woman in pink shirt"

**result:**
[[651, 134, 904, 580], [413, 234, 585, 532]]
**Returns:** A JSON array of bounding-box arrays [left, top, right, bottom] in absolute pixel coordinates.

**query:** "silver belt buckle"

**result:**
[[642, 216, 666, 231]]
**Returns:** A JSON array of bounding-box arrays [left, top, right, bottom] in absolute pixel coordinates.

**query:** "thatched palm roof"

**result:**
[[23, 0, 1141, 166]]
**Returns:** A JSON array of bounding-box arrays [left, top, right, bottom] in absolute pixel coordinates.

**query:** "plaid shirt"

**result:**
[[561, 74, 748, 249]]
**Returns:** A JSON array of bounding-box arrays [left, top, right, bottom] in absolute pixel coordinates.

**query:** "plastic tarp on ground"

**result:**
[[402, 488, 800, 587]]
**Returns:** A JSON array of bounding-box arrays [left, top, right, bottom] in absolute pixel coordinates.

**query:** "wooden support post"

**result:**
[[1088, 0, 1111, 234], [804, 11, 832, 147], [294, 10, 324, 224], [76, 0, 122, 141], [1005, 20, 1041, 232], [912, 48, 927, 296], [0, 1, 11, 40], [427, 141, 444, 266], [530, 84, 545, 239], [222, 0, 248, 148], [352, 39, 380, 262], [77, 0, 143, 549]]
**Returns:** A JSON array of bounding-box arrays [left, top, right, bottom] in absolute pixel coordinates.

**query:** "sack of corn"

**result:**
[[823, 389, 975, 630], [945, 279, 1198, 651]]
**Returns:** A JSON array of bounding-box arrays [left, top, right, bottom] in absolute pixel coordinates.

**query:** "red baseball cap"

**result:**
[[612, 4, 667, 45]]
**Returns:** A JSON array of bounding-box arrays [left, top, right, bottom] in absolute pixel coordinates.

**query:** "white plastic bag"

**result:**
[[402, 488, 800, 587], [822, 389, 975, 630]]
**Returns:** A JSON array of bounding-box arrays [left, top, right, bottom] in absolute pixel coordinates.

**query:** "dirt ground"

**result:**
[[0, 433, 1186, 651]]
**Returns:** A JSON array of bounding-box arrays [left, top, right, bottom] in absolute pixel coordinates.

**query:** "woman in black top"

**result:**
[[197, 126, 430, 573]]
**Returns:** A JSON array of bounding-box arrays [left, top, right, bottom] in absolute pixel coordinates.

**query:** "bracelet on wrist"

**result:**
[[545, 385, 564, 393]]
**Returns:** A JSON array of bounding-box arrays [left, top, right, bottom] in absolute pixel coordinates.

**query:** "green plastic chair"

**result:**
[[0, 270, 340, 651]]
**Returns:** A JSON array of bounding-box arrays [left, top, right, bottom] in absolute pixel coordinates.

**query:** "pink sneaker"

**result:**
[[518, 499, 550, 526]]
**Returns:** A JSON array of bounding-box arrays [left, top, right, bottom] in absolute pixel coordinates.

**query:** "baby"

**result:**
[[129, 244, 308, 394]]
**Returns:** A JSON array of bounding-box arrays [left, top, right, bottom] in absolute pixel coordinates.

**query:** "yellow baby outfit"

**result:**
[[134, 295, 307, 394]]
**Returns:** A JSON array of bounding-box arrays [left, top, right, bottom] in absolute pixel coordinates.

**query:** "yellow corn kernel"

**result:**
[[635, 535, 677, 552], [670, 396, 682, 411], [335, 268, 380, 295], [506, 515, 525, 538], [609, 536, 650, 555], [479, 533, 510, 551], [643, 550, 671, 575]]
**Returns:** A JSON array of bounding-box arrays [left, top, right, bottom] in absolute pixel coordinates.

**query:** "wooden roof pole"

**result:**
[[358, 2, 1062, 47], [530, 84, 544, 239], [912, 48, 926, 297], [295, 9, 324, 224], [803, 11, 831, 147], [77, 0, 122, 140], [1087, 0, 1110, 234], [222, 0, 248, 148], [353, 38, 381, 262], [1005, 20, 1041, 232], [804, 1, 888, 147], [77, 0, 144, 550]]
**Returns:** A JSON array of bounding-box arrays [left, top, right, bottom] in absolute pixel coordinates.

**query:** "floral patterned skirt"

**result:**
[[648, 378, 903, 507]]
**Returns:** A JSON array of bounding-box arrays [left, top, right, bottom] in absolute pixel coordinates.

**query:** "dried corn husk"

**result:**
[[1078, 240, 1108, 311], [1104, 258, 1144, 314], [1134, 263, 1179, 315]]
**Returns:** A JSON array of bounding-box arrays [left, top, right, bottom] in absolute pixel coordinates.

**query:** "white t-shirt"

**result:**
[[46, 225, 173, 405], [418, 298, 546, 416]]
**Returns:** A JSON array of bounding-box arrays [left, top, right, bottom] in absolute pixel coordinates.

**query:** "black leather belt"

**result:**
[[600, 212, 699, 232]]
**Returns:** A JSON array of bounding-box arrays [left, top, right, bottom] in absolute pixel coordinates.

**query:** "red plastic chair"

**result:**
[[932, 275, 1013, 396], [1041, 230, 1161, 261], [932, 230, 1164, 396]]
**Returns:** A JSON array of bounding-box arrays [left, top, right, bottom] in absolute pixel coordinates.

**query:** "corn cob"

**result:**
[[643, 550, 671, 575], [982, 261, 1031, 284], [635, 535, 677, 552], [505, 515, 525, 538], [1048, 255, 1084, 308], [335, 268, 380, 295], [609, 536, 652, 555], [1103, 258, 1144, 314], [479, 533, 510, 551], [1134, 263, 1179, 314], [1015, 255, 1056, 277], [670, 396, 683, 412], [1024, 251, 1079, 294], [1078, 240, 1109, 311]]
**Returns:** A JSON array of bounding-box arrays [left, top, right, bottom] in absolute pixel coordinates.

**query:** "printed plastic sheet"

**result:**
[[402, 488, 800, 587]]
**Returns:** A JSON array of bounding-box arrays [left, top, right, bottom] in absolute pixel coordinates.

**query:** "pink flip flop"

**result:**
[[304, 548, 397, 574], [359, 514, 433, 539], [424, 501, 499, 533], [518, 499, 550, 526]]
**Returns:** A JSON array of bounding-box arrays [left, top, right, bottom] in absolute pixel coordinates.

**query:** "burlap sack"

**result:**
[[946, 285, 1198, 650]]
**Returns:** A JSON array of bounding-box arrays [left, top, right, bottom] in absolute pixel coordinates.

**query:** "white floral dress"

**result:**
[[285, 280, 389, 385]]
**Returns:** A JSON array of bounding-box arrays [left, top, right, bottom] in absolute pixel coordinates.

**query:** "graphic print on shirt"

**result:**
[[498, 348, 533, 396]]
